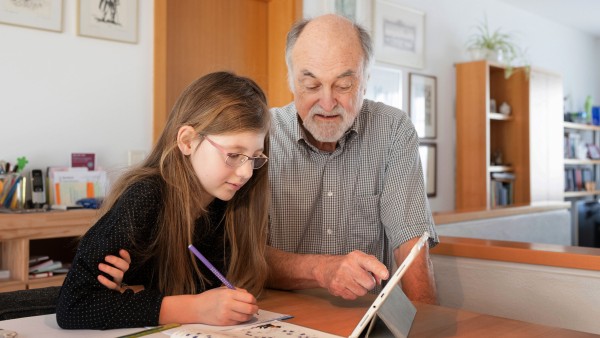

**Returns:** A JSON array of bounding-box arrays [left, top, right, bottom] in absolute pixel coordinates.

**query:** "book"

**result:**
[[29, 255, 50, 264], [52, 263, 71, 274], [71, 153, 96, 171], [29, 271, 53, 279], [161, 310, 295, 337], [29, 260, 62, 273], [29, 259, 54, 272]]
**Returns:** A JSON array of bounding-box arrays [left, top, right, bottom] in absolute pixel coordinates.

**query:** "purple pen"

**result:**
[[188, 244, 235, 289]]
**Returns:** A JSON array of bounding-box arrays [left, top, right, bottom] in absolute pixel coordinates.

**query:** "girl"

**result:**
[[56, 72, 270, 330]]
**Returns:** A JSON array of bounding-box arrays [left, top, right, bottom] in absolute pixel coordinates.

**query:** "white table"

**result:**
[[0, 314, 160, 338]]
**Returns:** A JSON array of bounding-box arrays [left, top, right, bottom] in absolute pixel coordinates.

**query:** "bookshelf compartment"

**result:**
[[0, 209, 96, 289], [28, 237, 79, 283]]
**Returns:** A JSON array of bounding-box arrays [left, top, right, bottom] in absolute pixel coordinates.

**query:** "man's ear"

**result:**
[[177, 126, 197, 156]]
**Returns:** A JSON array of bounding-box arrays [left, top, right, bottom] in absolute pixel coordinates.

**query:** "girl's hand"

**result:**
[[97, 249, 131, 292], [160, 287, 258, 325]]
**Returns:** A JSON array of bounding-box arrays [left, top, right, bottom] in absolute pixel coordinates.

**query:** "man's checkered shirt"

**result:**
[[268, 99, 438, 273]]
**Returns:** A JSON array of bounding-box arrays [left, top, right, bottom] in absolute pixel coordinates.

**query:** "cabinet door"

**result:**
[[529, 70, 564, 201], [154, 0, 302, 142]]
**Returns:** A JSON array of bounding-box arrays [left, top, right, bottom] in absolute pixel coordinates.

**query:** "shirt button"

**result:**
[[327, 191, 333, 197], [327, 229, 333, 235]]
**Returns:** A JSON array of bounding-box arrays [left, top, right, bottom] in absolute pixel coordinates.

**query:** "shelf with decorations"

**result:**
[[563, 121, 600, 197]]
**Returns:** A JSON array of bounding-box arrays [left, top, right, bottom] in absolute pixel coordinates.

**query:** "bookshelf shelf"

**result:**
[[565, 190, 600, 198], [489, 112, 513, 121], [489, 165, 513, 172], [564, 121, 600, 131], [28, 275, 67, 289], [564, 159, 600, 165]]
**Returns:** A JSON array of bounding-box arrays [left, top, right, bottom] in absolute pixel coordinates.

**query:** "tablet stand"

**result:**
[[364, 285, 416, 337]]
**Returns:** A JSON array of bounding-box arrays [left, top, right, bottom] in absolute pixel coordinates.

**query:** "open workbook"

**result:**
[[162, 310, 341, 338]]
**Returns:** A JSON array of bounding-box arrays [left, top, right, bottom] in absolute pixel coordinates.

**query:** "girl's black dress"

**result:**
[[56, 178, 228, 329]]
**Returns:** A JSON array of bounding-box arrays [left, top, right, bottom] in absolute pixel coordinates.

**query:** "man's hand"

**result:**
[[314, 251, 389, 300]]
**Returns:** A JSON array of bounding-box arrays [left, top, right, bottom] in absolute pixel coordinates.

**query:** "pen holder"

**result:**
[[0, 174, 27, 210]]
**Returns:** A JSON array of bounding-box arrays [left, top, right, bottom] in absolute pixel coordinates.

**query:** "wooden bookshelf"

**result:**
[[0, 209, 97, 291], [455, 61, 530, 209], [455, 60, 563, 209]]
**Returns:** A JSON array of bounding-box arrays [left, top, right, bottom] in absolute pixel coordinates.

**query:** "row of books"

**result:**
[[29, 255, 70, 279], [490, 172, 515, 207], [565, 167, 595, 192]]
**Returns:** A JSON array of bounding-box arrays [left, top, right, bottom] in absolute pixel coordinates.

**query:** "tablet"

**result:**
[[348, 231, 430, 338]]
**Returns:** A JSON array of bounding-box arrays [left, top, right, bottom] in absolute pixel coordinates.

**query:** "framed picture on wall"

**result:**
[[419, 143, 436, 197], [0, 0, 62, 32], [373, 0, 425, 69], [409, 73, 437, 139], [78, 0, 138, 43], [365, 65, 403, 110]]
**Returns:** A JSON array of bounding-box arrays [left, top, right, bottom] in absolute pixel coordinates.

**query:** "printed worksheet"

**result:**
[[170, 320, 342, 338]]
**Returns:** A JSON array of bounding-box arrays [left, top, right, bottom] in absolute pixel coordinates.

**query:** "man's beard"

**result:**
[[302, 105, 356, 142]]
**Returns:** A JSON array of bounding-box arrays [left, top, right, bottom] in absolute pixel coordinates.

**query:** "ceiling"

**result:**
[[499, 0, 600, 38]]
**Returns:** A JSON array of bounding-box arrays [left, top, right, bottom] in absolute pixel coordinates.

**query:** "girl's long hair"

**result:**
[[99, 71, 270, 296]]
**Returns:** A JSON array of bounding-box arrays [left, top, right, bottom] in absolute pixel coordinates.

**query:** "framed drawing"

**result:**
[[419, 143, 436, 197], [0, 0, 62, 32], [78, 0, 138, 43], [365, 65, 403, 110], [409, 73, 436, 139], [373, 0, 425, 69]]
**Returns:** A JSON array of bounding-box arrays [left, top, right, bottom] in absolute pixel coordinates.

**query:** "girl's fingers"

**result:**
[[97, 274, 119, 290], [98, 262, 123, 282], [104, 255, 129, 272], [119, 249, 132, 264]]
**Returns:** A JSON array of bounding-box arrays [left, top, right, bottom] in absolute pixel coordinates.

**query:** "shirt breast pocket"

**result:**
[[348, 195, 381, 251]]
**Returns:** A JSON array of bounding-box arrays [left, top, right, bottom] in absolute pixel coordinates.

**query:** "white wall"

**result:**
[[305, 0, 600, 212], [0, 1, 153, 183], [2, 1, 599, 211]]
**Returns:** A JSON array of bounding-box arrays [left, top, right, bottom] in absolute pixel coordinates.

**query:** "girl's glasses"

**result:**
[[203, 136, 268, 169]]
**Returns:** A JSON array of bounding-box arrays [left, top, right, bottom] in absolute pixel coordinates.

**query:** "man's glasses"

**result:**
[[203, 136, 268, 169]]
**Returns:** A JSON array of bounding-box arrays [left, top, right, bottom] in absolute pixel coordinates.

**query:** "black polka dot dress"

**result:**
[[56, 177, 228, 329]]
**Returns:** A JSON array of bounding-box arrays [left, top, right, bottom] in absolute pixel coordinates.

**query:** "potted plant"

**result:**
[[466, 16, 528, 78]]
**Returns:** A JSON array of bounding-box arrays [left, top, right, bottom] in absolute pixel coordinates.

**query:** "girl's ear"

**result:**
[[177, 126, 197, 156]]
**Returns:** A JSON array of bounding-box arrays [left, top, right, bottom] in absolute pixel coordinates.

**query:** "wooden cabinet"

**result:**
[[0, 210, 97, 292], [153, 0, 302, 142], [455, 60, 563, 210]]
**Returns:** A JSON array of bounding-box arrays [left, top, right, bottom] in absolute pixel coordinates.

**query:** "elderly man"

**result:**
[[266, 14, 439, 304]]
